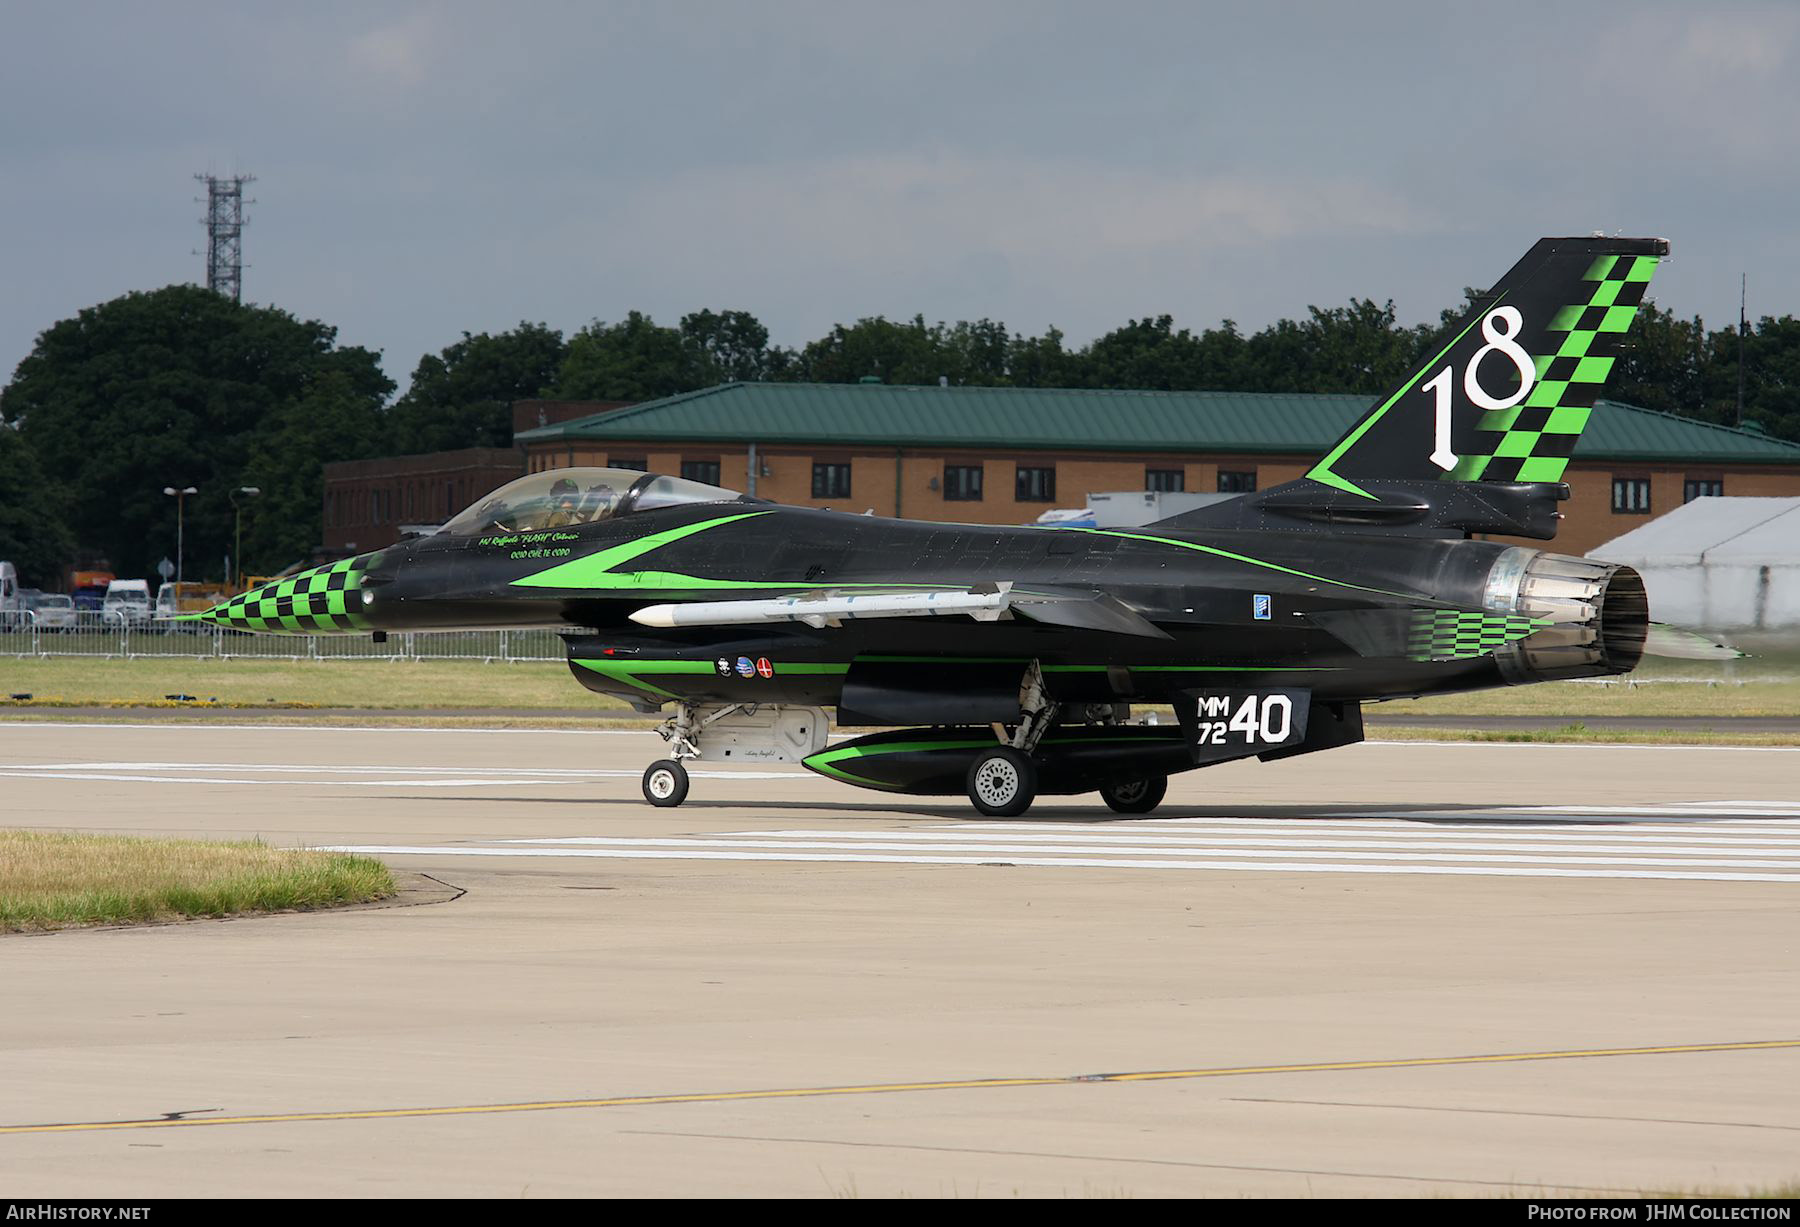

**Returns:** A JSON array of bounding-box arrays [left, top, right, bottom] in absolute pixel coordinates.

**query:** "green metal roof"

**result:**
[[514, 383, 1800, 465]]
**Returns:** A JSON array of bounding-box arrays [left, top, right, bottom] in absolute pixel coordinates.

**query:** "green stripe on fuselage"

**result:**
[[513, 513, 775, 590], [572, 658, 718, 698]]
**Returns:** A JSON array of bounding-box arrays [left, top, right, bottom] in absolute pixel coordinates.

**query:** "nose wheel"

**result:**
[[642, 759, 690, 808]]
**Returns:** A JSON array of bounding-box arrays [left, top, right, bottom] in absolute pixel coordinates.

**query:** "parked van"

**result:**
[[101, 578, 153, 627]]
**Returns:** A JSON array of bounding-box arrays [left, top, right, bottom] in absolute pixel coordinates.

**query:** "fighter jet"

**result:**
[[198, 236, 1672, 816]]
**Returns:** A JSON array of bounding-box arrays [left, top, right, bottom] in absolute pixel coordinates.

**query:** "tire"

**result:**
[[966, 747, 1037, 818], [642, 759, 690, 808], [1100, 774, 1167, 815]]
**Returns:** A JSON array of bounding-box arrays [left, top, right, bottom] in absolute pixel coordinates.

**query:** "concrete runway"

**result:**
[[4, 720, 1800, 1198]]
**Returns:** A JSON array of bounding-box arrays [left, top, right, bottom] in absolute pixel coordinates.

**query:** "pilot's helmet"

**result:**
[[547, 477, 580, 516]]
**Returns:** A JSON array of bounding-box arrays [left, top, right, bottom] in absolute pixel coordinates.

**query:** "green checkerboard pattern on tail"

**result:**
[[1408, 610, 1551, 662], [200, 556, 371, 634], [1452, 253, 1661, 483]]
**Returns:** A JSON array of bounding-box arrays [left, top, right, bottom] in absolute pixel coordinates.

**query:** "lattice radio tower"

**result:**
[[196, 173, 255, 301]]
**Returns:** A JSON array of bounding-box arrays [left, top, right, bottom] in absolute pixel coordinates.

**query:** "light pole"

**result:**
[[229, 486, 261, 588], [162, 486, 197, 592]]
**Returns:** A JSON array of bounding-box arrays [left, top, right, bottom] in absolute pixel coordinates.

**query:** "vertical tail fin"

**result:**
[[1305, 236, 1668, 498]]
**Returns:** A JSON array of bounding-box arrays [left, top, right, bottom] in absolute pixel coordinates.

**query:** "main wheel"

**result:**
[[1100, 774, 1167, 815], [966, 747, 1037, 818], [642, 759, 690, 807]]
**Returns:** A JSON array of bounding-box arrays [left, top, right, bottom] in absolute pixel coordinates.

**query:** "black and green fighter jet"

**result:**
[[198, 236, 1678, 816]]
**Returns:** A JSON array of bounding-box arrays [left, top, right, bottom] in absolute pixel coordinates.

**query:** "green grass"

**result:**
[[0, 656, 626, 710], [0, 831, 396, 932], [1385, 677, 1800, 720]]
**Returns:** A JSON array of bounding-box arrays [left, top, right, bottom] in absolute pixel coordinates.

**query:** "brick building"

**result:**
[[322, 448, 526, 552], [512, 382, 1800, 557], [319, 400, 641, 552]]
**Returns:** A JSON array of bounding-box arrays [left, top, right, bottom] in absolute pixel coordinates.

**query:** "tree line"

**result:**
[[3, 283, 1798, 586]]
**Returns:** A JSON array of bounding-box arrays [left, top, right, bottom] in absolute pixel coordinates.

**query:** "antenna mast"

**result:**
[[1738, 273, 1747, 428], [196, 173, 255, 301]]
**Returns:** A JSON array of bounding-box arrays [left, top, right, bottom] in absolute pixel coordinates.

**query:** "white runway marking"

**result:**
[[0, 721, 656, 736], [327, 805, 1800, 884], [0, 760, 811, 786]]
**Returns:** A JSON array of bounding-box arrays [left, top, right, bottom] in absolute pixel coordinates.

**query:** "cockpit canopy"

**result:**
[[440, 468, 748, 537]]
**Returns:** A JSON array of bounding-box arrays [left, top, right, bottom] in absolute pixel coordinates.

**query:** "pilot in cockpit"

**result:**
[[581, 482, 617, 521], [543, 478, 583, 528]]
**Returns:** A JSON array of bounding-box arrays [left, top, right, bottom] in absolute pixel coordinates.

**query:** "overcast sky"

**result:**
[[4, 1, 1797, 390]]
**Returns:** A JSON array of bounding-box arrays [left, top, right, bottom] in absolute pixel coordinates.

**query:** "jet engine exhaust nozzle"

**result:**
[[1488, 549, 1648, 684]]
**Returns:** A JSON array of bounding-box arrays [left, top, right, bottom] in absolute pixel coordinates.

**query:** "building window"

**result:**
[[611, 457, 647, 472], [944, 464, 984, 502], [1218, 469, 1258, 493], [1612, 477, 1652, 514], [812, 462, 852, 499], [1015, 465, 1056, 502], [681, 460, 721, 486], [1146, 468, 1184, 493], [1684, 478, 1724, 502]]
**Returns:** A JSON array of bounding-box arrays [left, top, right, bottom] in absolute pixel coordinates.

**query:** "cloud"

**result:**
[[587, 151, 1435, 279], [344, 12, 440, 91], [1587, 5, 1800, 164]]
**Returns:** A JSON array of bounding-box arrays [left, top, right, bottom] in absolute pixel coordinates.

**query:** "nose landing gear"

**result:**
[[637, 703, 830, 807], [641, 759, 690, 807]]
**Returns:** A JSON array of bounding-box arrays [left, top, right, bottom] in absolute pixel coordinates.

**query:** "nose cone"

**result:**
[[196, 555, 375, 634]]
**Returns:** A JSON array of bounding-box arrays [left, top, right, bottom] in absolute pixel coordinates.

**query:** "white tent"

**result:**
[[1590, 497, 1800, 630]]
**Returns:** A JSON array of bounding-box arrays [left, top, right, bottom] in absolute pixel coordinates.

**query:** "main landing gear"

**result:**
[[965, 753, 1169, 818], [962, 661, 1060, 817], [1098, 773, 1168, 815], [967, 747, 1036, 818]]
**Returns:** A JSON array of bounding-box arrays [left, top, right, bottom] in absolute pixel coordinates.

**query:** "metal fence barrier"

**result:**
[[0, 611, 565, 662]]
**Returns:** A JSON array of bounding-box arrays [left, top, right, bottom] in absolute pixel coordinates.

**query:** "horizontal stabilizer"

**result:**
[[1642, 622, 1746, 661]]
